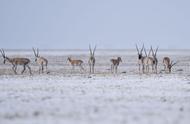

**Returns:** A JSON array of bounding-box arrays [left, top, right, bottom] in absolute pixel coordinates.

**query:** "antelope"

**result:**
[[88, 45, 96, 74], [163, 57, 177, 73], [0, 49, 32, 75], [67, 57, 84, 72], [142, 46, 155, 73], [110, 57, 122, 73], [150, 46, 159, 73], [32, 48, 48, 74], [136, 44, 153, 73]]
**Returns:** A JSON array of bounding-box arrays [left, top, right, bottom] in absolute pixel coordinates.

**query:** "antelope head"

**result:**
[[136, 44, 144, 59], [67, 57, 71, 62], [32, 48, 39, 62]]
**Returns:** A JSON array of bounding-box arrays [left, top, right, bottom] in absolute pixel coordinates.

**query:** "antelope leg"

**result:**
[[42, 64, 44, 73], [111, 65, 113, 73], [39, 66, 41, 74], [92, 65, 94, 74], [26, 65, 32, 75], [80, 65, 85, 71], [21, 65, 26, 74], [89, 64, 91, 73], [115, 66, 118, 74], [12, 65, 17, 74]]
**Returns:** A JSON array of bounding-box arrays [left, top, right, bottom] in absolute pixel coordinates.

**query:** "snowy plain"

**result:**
[[0, 49, 190, 124]]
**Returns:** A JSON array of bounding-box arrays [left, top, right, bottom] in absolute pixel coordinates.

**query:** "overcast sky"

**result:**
[[0, 0, 190, 49]]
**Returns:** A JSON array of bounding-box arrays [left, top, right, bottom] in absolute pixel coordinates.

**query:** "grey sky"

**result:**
[[0, 0, 190, 49]]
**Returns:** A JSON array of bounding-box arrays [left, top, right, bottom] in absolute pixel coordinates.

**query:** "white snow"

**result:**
[[0, 74, 190, 124]]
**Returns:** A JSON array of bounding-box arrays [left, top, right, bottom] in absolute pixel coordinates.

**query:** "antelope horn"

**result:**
[[93, 45, 96, 56], [171, 61, 178, 67], [0, 49, 5, 57], [32, 48, 37, 57], [140, 43, 144, 53], [144, 46, 147, 57], [89, 45, 92, 56], [155, 46, 159, 56], [148, 46, 152, 56], [135, 44, 139, 54], [37, 48, 39, 57]]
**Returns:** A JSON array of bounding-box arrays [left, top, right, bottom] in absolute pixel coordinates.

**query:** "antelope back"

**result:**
[[12, 58, 30, 65]]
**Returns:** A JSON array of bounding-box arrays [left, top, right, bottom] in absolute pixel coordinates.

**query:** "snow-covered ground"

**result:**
[[0, 50, 190, 124]]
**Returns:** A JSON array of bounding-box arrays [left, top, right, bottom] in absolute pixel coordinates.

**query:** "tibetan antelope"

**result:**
[[110, 57, 122, 73], [67, 57, 84, 73], [150, 46, 159, 73], [88, 45, 96, 74], [136, 44, 144, 73], [32, 48, 48, 74], [142, 46, 155, 73], [0, 49, 32, 75], [163, 57, 177, 73]]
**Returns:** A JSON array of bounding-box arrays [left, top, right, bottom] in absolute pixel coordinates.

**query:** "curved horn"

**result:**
[[93, 45, 96, 56], [37, 48, 39, 57], [89, 45, 92, 56], [150, 46, 155, 56], [171, 61, 178, 67], [135, 44, 140, 54], [155, 46, 159, 56], [144, 46, 147, 57], [140, 44, 144, 53], [32, 48, 37, 57], [0, 49, 5, 58], [148, 46, 152, 56]]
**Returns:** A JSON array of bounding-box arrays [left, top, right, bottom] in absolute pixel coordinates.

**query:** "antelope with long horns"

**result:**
[[163, 57, 177, 73], [0, 49, 32, 75], [32, 48, 48, 74], [150, 46, 159, 73], [67, 57, 84, 73], [88, 45, 96, 74], [136, 44, 146, 73], [110, 57, 122, 74], [142, 46, 155, 73]]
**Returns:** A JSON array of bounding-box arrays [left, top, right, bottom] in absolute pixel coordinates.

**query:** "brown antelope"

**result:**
[[32, 48, 48, 74], [0, 49, 32, 75], [110, 57, 122, 73], [88, 45, 96, 74], [163, 57, 177, 73], [67, 57, 84, 72]]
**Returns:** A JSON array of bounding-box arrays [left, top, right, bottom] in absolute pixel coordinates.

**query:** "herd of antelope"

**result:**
[[0, 44, 178, 75]]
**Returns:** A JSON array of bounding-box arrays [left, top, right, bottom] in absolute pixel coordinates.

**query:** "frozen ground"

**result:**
[[0, 49, 190, 124]]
